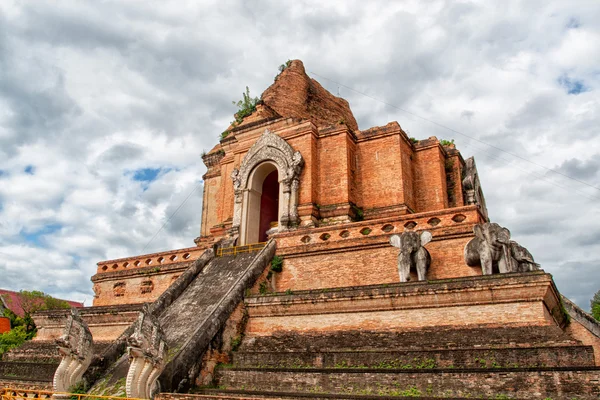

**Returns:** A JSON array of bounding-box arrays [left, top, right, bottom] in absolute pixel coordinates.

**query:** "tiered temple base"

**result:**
[[184, 272, 600, 399]]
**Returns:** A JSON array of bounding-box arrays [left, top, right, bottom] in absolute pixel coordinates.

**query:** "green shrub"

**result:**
[[440, 139, 455, 146], [231, 87, 259, 126], [0, 326, 29, 357], [270, 255, 283, 273]]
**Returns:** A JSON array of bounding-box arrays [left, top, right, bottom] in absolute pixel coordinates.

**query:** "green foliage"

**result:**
[[231, 86, 259, 126], [270, 255, 283, 273], [351, 205, 364, 222], [68, 380, 87, 398], [440, 138, 455, 146], [274, 59, 292, 80], [279, 59, 292, 73], [220, 131, 230, 140], [258, 281, 269, 295], [230, 335, 243, 352], [0, 290, 72, 355], [0, 325, 29, 357], [409, 137, 418, 144], [19, 290, 71, 315], [591, 289, 600, 321]]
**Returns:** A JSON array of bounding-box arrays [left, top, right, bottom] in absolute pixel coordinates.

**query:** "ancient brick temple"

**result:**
[[2, 60, 599, 399]]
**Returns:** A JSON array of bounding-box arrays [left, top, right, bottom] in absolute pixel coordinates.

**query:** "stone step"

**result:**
[[232, 345, 595, 369], [188, 388, 512, 400], [214, 366, 600, 399], [239, 325, 579, 353], [0, 361, 57, 382]]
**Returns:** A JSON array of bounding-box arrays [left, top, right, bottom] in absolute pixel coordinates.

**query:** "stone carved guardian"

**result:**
[[390, 231, 432, 282], [464, 222, 540, 275], [284, 151, 304, 226], [53, 309, 93, 394], [231, 168, 243, 229], [126, 304, 168, 399], [462, 157, 489, 220]]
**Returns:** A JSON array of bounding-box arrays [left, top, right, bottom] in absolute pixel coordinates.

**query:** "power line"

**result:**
[[140, 181, 203, 254], [308, 71, 600, 193]]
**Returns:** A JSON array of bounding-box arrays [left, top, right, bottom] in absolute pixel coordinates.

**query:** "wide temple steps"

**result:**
[[189, 273, 600, 400]]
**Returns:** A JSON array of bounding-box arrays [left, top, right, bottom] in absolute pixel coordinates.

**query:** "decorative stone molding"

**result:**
[[462, 157, 489, 221], [126, 304, 168, 399], [53, 309, 93, 393], [232, 129, 304, 243]]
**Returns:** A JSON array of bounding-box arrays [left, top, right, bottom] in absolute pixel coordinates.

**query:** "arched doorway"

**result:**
[[259, 170, 279, 242], [239, 162, 282, 245], [231, 129, 304, 245]]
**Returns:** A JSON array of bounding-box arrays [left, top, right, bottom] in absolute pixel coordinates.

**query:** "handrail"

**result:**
[[216, 242, 267, 257], [0, 388, 144, 400]]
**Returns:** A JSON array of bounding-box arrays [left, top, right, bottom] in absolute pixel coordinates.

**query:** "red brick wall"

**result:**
[[356, 134, 404, 210], [413, 142, 448, 212], [201, 118, 464, 235], [566, 318, 600, 366]]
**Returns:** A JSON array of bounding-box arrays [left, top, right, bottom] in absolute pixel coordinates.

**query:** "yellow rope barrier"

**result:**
[[0, 388, 144, 400], [216, 242, 267, 257]]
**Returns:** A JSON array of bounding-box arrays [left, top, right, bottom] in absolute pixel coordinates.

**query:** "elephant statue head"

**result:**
[[390, 230, 432, 282], [465, 222, 512, 275]]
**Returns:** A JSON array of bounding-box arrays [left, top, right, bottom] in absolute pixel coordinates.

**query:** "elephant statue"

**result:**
[[465, 222, 540, 275], [509, 240, 540, 272], [390, 231, 432, 282], [464, 222, 511, 275]]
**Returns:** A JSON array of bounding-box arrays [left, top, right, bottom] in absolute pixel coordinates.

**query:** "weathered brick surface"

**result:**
[[238, 325, 580, 352], [0, 380, 52, 390], [92, 247, 208, 306], [566, 319, 600, 366], [232, 345, 595, 369], [245, 273, 563, 337], [270, 207, 483, 292], [32, 304, 142, 342], [214, 367, 600, 399], [0, 362, 57, 382]]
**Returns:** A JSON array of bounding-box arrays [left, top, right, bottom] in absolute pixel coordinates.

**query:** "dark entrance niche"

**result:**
[[259, 170, 279, 242]]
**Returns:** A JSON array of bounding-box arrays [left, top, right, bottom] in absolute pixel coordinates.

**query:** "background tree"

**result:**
[[591, 289, 600, 321], [0, 290, 72, 357]]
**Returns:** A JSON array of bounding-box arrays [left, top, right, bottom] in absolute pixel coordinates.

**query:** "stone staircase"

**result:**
[[187, 276, 600, 400], [87, 241, 276, 396]]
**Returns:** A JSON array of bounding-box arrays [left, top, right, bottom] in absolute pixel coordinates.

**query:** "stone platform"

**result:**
[[186, 272, 600, 399]]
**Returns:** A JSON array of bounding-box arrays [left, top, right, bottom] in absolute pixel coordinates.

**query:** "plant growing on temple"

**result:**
[[440, 139, 455, 146], [232, 86, 259, 125], [270, 255, 284, 273], [591, 289, 600, 321]]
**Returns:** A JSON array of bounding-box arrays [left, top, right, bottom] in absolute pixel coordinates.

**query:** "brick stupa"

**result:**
[[1, 60, 599, 399]]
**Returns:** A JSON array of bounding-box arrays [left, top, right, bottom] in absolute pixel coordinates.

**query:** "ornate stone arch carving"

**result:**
[[231, 129, 304, 243]]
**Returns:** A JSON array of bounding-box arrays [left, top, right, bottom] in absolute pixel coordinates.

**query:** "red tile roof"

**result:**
[[0, 289, 83, 317]]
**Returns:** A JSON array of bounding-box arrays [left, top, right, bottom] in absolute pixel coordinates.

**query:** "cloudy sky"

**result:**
[[0, 0, 598, 310]]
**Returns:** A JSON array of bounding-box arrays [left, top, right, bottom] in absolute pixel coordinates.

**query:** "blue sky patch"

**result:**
[[24, 165, 35, 175], [132, 167, 169, 182], [558, 75, 589, 95], [20, 223, 63, 247]]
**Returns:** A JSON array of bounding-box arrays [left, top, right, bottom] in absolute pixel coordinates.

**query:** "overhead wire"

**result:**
[[308, 71, 600, 193], [140, 181, 203, 254]]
